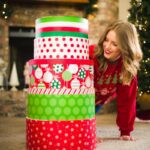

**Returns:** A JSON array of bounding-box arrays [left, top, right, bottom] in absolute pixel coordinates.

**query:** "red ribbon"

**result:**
[[29, 59, 93, 66], [36, 26, 88, 34]]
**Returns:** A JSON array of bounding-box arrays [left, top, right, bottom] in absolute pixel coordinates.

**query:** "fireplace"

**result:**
[[9, 27, 34, 90]]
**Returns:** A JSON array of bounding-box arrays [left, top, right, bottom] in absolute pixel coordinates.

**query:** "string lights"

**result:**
[[0, 0, 12, 20], [128, 0, 150, 95], [84, 0, 98, 19]]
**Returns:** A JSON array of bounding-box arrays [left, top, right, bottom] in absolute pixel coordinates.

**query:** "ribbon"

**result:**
[[36, 22, 88, 31], [36, 16, 88, 24], [36, 26, 88, 34], [28, 88, 95, 95], [29, 59, 93, 66], [36, 31, 88, 38]]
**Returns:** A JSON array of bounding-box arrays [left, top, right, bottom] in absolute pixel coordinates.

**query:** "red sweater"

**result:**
[[89, 45, 137, 136]]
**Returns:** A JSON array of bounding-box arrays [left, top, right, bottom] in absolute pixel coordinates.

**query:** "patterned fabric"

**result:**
[[94, 56, 122, 106]]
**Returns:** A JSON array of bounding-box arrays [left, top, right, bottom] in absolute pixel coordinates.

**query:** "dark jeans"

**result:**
[[95, 104, 103, 114]]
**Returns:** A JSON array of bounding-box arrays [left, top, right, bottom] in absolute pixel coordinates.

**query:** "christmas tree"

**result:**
[[128, 0, 150, 96]]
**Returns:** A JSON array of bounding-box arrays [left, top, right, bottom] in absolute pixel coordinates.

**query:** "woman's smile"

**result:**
[[103, 30, 121, 61]]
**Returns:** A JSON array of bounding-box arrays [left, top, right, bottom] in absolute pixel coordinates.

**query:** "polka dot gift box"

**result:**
[[26, 16, 96, 150]]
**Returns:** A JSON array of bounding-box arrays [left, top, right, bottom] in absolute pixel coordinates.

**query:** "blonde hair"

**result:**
[[95, 20, 143, 84]]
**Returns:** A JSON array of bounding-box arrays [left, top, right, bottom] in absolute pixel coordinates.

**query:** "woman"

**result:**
[[90, 20, 143, 141]]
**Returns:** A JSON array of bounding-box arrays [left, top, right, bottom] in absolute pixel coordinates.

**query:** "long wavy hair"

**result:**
[[94, 20, 143, 84]]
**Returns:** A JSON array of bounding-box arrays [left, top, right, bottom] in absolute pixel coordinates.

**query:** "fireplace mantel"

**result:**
[[7, 0, 89, 4]]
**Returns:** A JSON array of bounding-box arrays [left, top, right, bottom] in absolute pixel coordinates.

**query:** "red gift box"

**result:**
[[26, 118, 96, 150]]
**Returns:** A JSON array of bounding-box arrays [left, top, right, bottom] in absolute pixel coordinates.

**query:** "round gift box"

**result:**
[[26, 117, 96, 150]]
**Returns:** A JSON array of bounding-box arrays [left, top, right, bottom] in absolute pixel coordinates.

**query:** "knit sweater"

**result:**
[[89, 45, 137, 136]]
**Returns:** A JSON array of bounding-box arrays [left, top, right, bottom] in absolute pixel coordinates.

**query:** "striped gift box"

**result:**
[[34, 16, 89, 60]]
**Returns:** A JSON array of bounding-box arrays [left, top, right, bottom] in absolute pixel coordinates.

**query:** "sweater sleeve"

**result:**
[[116, 77, 138, 136]]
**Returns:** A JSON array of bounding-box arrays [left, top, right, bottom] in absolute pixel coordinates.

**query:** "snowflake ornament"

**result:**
[[53, 64, 64, 73], [78, 68, 86, 79], [51, 79, 61, 89]]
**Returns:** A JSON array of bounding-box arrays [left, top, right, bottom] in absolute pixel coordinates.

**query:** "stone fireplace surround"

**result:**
[[0, 90, 27, 117], [0, 0, 118, 117]]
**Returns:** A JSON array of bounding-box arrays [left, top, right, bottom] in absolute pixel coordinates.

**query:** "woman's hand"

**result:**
[[96, 137, 103, 143], [120, 135, 136, 141]]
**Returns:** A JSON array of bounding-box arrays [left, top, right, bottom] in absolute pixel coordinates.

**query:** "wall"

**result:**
[[89, 0, 118, 45], [119, 0, 130, 21]]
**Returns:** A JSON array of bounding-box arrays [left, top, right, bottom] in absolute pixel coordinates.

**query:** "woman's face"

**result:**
[[103, 30, 121, 61]]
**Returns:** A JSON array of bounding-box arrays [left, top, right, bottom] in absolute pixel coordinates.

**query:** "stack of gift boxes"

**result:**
[[26, 16, 96, 150]]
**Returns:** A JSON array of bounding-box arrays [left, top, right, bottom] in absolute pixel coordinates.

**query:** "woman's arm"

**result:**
[[116, 77, 137, 137]]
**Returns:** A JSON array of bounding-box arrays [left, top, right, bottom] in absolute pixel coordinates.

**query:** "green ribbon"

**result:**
[[36, 16, 87, 23], [36, 31, 88, 38], [27, 94, 95, 121]]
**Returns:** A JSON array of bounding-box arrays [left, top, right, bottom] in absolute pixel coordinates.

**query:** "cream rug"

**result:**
[[96, 120, 150, 150]]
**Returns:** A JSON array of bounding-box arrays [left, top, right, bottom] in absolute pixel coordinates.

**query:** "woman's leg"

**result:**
[[95, 104, 103, 114]]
